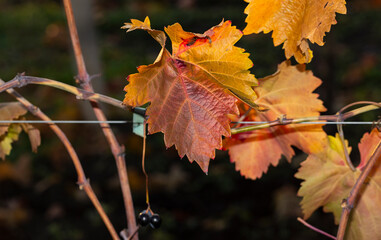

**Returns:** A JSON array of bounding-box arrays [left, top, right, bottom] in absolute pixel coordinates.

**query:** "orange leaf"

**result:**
[[165, 20, 258, 108], [296, 129, 381, 240], [243, 0, 346, 63], [123, 18, 257, 172], [225, 61, 326, 179]]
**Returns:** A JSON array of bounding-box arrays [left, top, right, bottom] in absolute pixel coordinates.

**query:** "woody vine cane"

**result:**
[[63, 0, 138, 239], [0, 1, 381, 239]]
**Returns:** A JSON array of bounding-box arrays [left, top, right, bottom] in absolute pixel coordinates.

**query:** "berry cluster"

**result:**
[[137, 210, 161, 229]]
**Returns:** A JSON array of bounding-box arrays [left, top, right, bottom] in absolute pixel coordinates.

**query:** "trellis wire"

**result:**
[[0, 120, 377, 125]]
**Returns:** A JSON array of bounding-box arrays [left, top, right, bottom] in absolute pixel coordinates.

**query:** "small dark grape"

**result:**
[[137, 212, 150, 226], [150, 214, 161, 229]]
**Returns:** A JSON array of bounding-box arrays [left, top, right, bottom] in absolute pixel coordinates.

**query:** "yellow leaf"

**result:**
[[296, 129, 381, 240], [121, 16, 166, 48], [0, 124, 22, 160], [243, 0, 346, 63], [165, 20, 258, 108]]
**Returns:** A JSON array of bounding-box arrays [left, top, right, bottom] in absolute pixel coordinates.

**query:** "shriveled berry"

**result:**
[[137, 212, 150, 226], [150, 214, 161, 229]]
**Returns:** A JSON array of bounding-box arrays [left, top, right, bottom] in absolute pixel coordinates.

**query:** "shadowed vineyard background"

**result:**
[[0, 0, 380, 239]]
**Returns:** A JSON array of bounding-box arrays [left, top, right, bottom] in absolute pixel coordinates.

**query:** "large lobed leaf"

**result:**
[[296, 129, 381, 240], [243, 0, 346, 63], [225, 61, 326, 179], [122, 17, 258, 172]]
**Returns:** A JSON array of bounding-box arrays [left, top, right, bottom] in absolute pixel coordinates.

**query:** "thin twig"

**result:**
[[141, 121, 150, 209], [337, 101, 381, 114], [336, 113, 355, 171], [62, 0, 138, 239], [297, 217, 336, 240], [231, 102, 381, 134], [0, 79, 119, 240], [336, 140, 381, 240], [0, 74, 128, 112]]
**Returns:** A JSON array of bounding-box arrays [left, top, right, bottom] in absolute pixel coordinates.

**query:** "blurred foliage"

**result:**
[[0, 0, 380, 239]]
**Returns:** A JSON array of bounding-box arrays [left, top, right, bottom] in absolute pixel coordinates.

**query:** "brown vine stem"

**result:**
[[231, 102, 381, 134], [297, 217, 336, 240], [0, 79, 119, 240], [336, 140, 381, 240], [0, 75, 146, 116], [62, 0, 138, 239], [0, 75, 124, 109], [336, 101, 381, 172]]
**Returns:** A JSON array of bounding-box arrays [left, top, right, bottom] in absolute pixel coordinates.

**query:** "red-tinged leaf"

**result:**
[[165, 20, 258, 108], [122, 18, 258, 172], [0, 124, 22, 160], [225, 61, 327, 179], [125, 49, 238, 172], [357, 128, 381, 170], [296, 129, 381, 240], [243, 0, 346, 63]]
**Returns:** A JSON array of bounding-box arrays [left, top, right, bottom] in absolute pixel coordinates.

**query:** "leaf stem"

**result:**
[[62, 0, 138, 238], [0, 79, 119, 240], [336, 140, 381, 240], [297, 217, 336, 240]]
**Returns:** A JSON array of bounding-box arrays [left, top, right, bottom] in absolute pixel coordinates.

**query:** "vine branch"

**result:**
[[231, 102, 381, 134], [336, 139, 381, 240], [0, 74, 145, 116], [297, 217, 336, 240], [62, 0, 138, 238], [0, 79, 119, 240]]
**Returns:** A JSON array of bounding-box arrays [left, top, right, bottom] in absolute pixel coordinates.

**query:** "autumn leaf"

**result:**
[[243, 0, 346, 63], [0, 102, 27, 136], [224, 61, 326, 179], [121, 16, 166, 48], [164, 21, 258, 106], [296, 129, 381, 240], [0, 124, 22, 160], [20, 121, 41, 153], [0, 102, 41, 159], [122, 17, 258, 172]]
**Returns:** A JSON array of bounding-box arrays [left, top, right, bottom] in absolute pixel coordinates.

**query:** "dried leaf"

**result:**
[[0, 103, 40, 158], [123, 18, 255, 172], [0, 102, 27, 136], [21, 122, 41, 153], [121, 16, 166, 47], [296, 129, 381, 240], [225, 61, 326, 179], [243, 0, 346, 63]]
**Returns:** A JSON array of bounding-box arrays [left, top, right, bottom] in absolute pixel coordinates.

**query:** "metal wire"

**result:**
[[0, 120, 377, 125], [0, 120, 138, 124], [232, 121, 376, 125]]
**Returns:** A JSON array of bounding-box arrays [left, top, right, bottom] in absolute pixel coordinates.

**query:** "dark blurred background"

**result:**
[[0, 0, 380, 239]]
